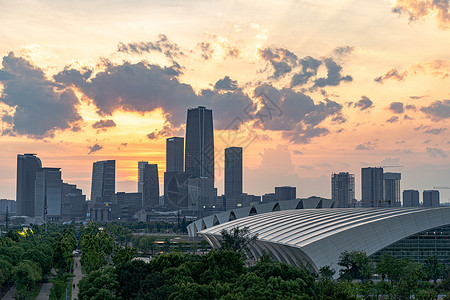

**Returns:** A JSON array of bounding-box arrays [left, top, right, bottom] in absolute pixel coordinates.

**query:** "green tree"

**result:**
[[13, 260, 42, 295], [219, 227, 258, 258], [78, 267, 121, 300], [338, 250, 372, 281], [112, 245, 137, 266], [424, 255, 444, 284]]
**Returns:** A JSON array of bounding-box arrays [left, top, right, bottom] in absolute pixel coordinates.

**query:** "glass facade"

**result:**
[[370, 224, 450, 264]]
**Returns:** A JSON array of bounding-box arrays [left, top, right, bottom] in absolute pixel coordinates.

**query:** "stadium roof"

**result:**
[[198, 207, 450, 274]]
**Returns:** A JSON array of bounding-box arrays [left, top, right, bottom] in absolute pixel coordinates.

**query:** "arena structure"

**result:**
[[189, 206, 450, 275]]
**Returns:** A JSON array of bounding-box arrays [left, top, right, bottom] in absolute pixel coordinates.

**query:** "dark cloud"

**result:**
[[420, 100, 450, 121], [424, 139, 431, 144], [388, 102, 404, 114], [0, 52, 82, 138], [426, 147, 447, 158], [386, 116, 399, 123], [424, 127, 447, 134], [333, 46, 354, 57], [404, 114, 414, 120], [405, 104, 416, 111], [214, 76, 238, 91], [374, 68, 407, 83], [391, 0, 450, 29], [313, 58, 353, 88], [92, 119, 116, 129], [88, 143, 103, 154], [410, 96, 423, 100], [290, 56, 321, 87], [147, 125, 175, 140], [354, 96, 374, 111], [0, 70, 16, 81], [258, 47, 298, 79], [198, 42, 213, 60], [117, 34, 185, 61], [118, 142, 128, 149], [250, 84, 344, 144], [355, 141, 376, 150]]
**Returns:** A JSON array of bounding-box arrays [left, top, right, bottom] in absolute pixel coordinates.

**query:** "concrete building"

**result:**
[[16, 154, 42, 217], [164, 172, 192, 209], [261, 193, 276, 203], [34, 168, 62, 221], [331, 172, 355, 208], [0, 199, 16, 216], [91, 160, 115, 203], [61, 183, 87, 221], [275, 186, 296, 202], [138, 161, 148, 193], [384, 172, 401, 207], [142, 164, 159, 208], [224, 147, 243, 210], [166, 137, 184, 172], [423, 190, 440, 207], [187, 177, 215, 211], [361, 167, 384, 207], [112, 192, 143, 221], [403, 190, 420, 207], [185, 106, 214, 181]]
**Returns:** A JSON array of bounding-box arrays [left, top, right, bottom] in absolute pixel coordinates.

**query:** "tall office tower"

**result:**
[[166, 137, 184, 172], [224, 147, 243, 210], [403, 190, 419, 207], [361, 167, 384, 207], [16, 154, 42, 217], [185, 106, 214, 181], [275, 186, 296, 202], [138, 161, 148, 193], [91, 160, 115, 203], [34, 168, 62, 220], [61, 183, 87, 221], [423, 190, 440, 207], [331, 172, 355, 208], [142, 164, 159, 208], [384, 172, 401, 207]]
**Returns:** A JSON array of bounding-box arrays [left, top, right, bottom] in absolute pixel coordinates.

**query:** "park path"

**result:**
[[1, 286, 15, 300], [72, 256, 84, 300], [36, 283, 52, 300]]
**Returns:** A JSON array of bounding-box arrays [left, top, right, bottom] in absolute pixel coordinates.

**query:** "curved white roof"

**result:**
[[199, 207, 450, 274]]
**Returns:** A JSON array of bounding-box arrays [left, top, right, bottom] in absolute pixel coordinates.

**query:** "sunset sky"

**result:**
[[0, 0, 449, 202]]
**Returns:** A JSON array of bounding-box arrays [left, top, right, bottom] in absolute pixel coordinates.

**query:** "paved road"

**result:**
[[72, 256, 84, 300], [36, 283, 52, 300], [1, 286, 15, 300]]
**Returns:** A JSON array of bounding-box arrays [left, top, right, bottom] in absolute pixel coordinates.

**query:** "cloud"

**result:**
[[88, 143, 103, 154], [332, 46, 354, 58], [214, 76, 238, 91], [355, 141, 376, 150], [404, 114, 414, 120], [118, 142, 128, 149], [354, 96, 374, 111], [312, 58, 353, 88], [426, 147, 447, 158], [117, 34, 185, 61], [405, 104, 416, 111], [390, 0, 450, 29], [92, 119, 116, 131], [290, 56, 322, 87], [387, 116, 399, 123], [388, 102, 404, 114], [380, 157, 400, 165], [197, 36, 240, 61], [0, 52, 82, 138], [250, 84, 344, 144], [258, 47, 298, 79], [421, 99, 450, 121], [424, 127, 447, 134], [147, 125, 175, 140], [374, 68, 407, 83], [293, 150, 303, 155]]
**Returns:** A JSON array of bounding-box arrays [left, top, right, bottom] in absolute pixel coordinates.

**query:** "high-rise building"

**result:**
[[225, 147, 243, 210], [61, 183, 87, 221], [384, 172, 401, 207], [423, 190, 440, 207], [361, 167, 384, 207], [164, 172, 191, 208], [166, 137, 184, 172], [331, 172, 355, 208], [185, 106, 214, 181], [275, 186, 296, 202], [0, 199, 16, 216], [142, 164, 159, 208], [138, 161, 148, 193], [16, 154, 42, 217], [403, 190, 419, 207], [91, 160, 115, 203], [187, 177, 215, 211], [34, 168, 62, 220]]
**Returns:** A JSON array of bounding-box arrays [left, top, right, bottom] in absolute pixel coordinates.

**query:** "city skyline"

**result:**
[[0, 0, 449, 202]]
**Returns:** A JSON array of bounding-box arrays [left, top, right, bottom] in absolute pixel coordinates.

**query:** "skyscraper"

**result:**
[[138, 161, 148, 193], [384, 172, 401, 207], [185, 106, 214, 181], [91, 160, 115, 202], [34, 167, 62, 220], [61, 183, 87, 221], [275, 186, 296, 202], [225, 147, 243, 210], [331, 172, 355, 208], [403, 190, 419, 207], [16, 154, 42, 217], [166, 137, 184, 172], [142, 164, 159, 208], [361, 167, 384, 207], [423, 190, 440, 207]]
